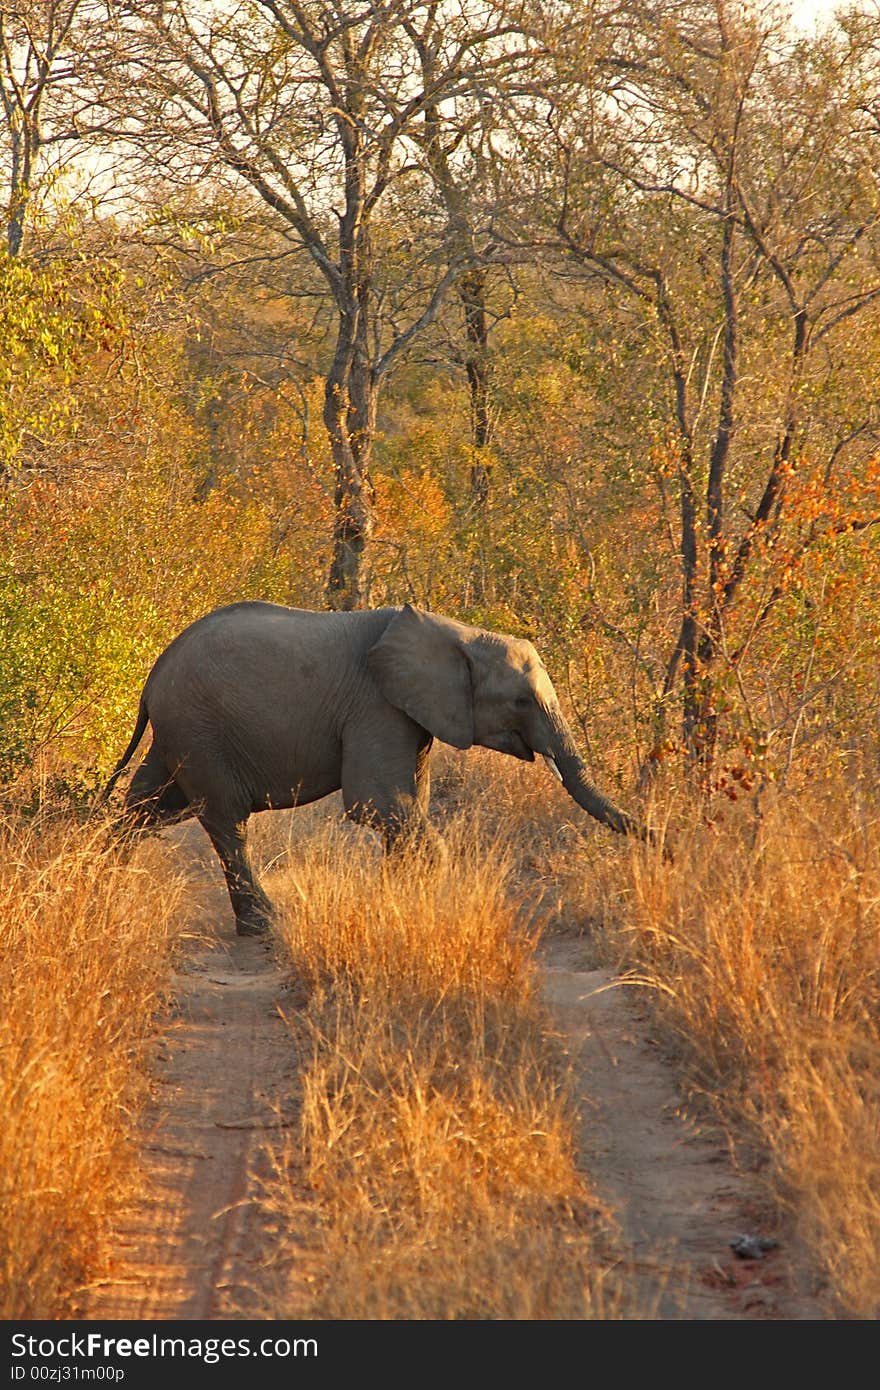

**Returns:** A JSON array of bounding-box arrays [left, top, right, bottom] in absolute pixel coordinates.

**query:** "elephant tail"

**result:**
[[98, 697, 150, 804]]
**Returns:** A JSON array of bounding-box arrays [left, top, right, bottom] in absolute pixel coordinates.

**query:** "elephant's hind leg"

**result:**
[[123, 748, 194, 828], [200, 815, 274, 938]]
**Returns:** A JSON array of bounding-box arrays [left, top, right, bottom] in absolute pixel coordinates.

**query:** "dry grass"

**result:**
[[0, 805, 190, 1317], [600, 783, 880, 1318], [424, 751, 880, 1317], [261, 807, 628, 1319], [9, 737, 874, 1320]]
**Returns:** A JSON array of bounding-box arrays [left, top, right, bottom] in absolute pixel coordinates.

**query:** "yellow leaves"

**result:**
[[0, 444, 330, 780], [377, 468, 451, 544], [648, 439, 682, 480], [530, 369, 567, 408]]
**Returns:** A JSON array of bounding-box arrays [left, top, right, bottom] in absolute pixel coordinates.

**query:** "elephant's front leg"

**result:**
[[341, 713, 433, 850], [201, 815, 274, 937]]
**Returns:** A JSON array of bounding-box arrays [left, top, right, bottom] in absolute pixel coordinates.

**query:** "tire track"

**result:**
[[539, 936, 822, 1319], [86, 822, 822, 1321], [85, 861, 297, 1321]]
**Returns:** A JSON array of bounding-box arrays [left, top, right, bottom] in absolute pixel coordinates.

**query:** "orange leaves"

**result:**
[[377, 467, 451, 544], [648, 438, 683, 481], [785, 454, 880, 535]]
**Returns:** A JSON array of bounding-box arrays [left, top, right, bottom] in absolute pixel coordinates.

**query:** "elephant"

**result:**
[[103, 601, 649, 936]]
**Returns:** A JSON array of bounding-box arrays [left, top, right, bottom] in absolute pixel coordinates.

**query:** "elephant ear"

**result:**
[[367, 604, 475, 749]]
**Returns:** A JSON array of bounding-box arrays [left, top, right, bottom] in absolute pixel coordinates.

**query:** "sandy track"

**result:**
[[85, 860, 296, 1320], [540, 936, 821, 1319]]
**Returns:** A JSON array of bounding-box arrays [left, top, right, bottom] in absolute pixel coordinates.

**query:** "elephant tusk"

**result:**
[[543, 754, 563, 783]]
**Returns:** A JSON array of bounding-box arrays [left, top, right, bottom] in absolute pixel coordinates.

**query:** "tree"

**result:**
[[526, 0, 880, 772], [0, 1, 121, 258], [114, 0, 535, 608], [412, 33, 502, 505]]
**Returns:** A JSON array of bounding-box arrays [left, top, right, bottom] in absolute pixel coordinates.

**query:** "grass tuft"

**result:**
[[263, 811, 627, 1319], [607, 786, 880, 1318], [0, 807, 189, 1317]]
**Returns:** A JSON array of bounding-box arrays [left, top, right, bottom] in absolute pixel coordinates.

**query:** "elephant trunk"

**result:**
[[545, 713, 646, 841]]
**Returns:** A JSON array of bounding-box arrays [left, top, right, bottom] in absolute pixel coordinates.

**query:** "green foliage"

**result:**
[[0, 243, 332, 786], [0, 467, 304, 786]]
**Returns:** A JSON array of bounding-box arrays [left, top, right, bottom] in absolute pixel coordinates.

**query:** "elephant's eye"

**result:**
[[515, 694, 532, 709]]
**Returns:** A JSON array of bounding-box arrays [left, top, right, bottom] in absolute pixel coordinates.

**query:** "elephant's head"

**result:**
[[367, 604, 645, 841]]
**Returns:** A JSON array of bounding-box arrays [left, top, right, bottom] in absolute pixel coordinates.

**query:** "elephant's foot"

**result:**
[[383, 815, 447, 866], [236, 918, 269, 938], [235, 906, 274, 937]]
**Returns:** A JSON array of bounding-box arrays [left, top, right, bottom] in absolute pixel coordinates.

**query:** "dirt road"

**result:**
[[85, 926, 292, 1319], [86, 826, 821, 1321], [85, 829, 295, 1320]]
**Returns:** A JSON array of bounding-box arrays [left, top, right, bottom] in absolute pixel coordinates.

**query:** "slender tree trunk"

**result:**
[[459, 267, 493, 505], [324, 121, 378, 611], [324, 332, 377, 611], [5, 122, 30, 258], [692, 205, 739, 772], [653, 282, 701, 753], [415, 66, 493, 506]]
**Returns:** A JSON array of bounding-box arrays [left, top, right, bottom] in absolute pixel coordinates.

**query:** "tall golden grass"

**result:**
[[260, 750, 879, 1319], [0, 806, 189, 1317], [5, 744, 875, 1320], [262, 808, 628, 1319]]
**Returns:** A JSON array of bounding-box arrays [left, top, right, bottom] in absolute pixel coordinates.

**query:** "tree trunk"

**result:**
[[324, 143, 378, 612], [6, 120, 30, 259], [460, 267, 493, 505], [324, 316, 377, 611]]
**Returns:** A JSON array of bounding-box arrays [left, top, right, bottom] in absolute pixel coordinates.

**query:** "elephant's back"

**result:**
[[142, 601, 399, 742], [146, 602, 397, 679], [138, 602, 402, 810]]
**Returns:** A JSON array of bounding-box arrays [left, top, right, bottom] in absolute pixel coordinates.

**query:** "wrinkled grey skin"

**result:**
[[104, 602, 646, 936]]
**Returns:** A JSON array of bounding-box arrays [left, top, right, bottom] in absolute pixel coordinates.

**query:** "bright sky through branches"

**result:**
[[787, 0, 848, 27]]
